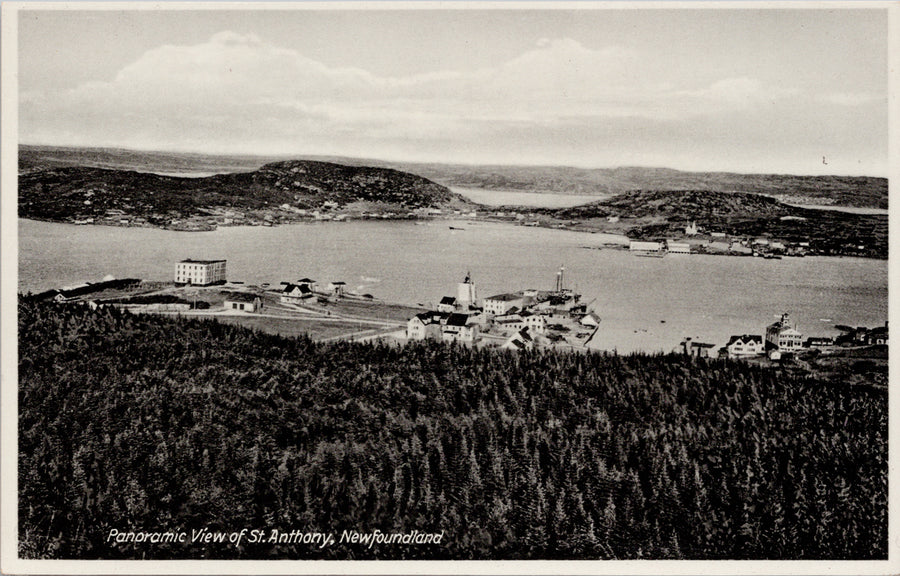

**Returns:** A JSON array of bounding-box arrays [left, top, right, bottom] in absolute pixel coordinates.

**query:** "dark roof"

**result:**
[[181, 259, 226, 264], [486, 293, 523, 302], [283, 284, 312, 294], [330, 281, 347, 286], [298, 278, 316, 283], [224, 292, 260, 303], [726, 334, 763, 346], [439, 296, 457, 305], [446, 313, 470, 327]]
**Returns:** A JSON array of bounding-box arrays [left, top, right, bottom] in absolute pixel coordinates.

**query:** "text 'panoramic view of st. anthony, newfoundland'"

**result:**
[[9, 4, 890, 565]]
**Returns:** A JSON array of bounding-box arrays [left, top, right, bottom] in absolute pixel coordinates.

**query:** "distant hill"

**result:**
[[18, 159, 470, 226], [548, 189, 887, 259], [19, 145, 888, 209], [557, 189, 792, 220]]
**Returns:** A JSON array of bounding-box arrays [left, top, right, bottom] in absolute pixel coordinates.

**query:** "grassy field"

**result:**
[[213, 315, 373, 340]]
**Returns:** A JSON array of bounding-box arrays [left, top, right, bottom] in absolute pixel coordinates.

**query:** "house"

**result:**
[[223, 292, 262, 313], [175, 259, 226, 286], [681, 338, 716, 357], [725, 334, 765, 357], [442, 313, 480, 344], [866, 322, 889, 345], [501, 329, 535, 351], [281, 283, 313, 304], [805, 336, 835, 348], [327, 281, 346, 297], [667, 241, 691, 254], [297, 278, 318, 292], [483, 293, 526, 316], [438, 296, 458, 313], [766, 313, 803, 352], [685, 221, 698, 236], [580, 312, 601, 328], [407, 312, 445, 340]]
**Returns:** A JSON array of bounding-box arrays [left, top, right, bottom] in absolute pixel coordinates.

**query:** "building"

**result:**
[[685, 221, 698, 236], [442, 313, 480, 343], [327, 281, 346, 297], [680, 338, 716, 357], [438, 296, 458, 313], [501, 329, 534, 351], [281, 283, 313, 304], [224, 292, 262, 313], [805, 336, 835, 348], [483, 293, 527, 316], [725, 334, 765, 357], [175, 259, 226, 286], [297, 278, 318, 292], [766, 313, 803, 352], [667, 241, 691, 254], [407, 312, 445, 340], [866, 322, 889, 345], [457, 273, 478, 309], [580, 312, 601, 328], [629, 241, 665, 255]]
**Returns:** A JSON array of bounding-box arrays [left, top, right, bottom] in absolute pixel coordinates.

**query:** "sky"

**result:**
[[17, 7, 889, 176]]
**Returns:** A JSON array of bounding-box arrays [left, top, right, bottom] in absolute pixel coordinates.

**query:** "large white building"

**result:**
[[175, 259, 226, 286], [483, 293, 527, 316], [457, 273, 478, 310], [766, 313, 803, 352]]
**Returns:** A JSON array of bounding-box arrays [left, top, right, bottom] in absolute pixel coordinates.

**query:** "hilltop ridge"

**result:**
[[18, 159, 473, 229]]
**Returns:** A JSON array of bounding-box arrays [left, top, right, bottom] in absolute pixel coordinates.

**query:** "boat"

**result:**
[[449, 226, 466, 231]]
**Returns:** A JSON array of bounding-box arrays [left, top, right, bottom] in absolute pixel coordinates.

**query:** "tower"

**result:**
[[457, 272, 477, 309]]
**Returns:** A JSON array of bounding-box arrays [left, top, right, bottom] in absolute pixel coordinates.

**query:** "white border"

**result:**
[[2, 2, 898, 575]]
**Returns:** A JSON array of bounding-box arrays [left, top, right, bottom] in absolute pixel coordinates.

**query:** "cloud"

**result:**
[[817, 92, 886, 107], [24, 31, 881, 174]]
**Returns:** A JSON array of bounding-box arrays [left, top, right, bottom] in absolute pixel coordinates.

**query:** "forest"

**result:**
[[18, 301, 886, 560]]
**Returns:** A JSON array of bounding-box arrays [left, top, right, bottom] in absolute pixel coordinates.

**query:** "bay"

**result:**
[[18, 218, 888, 354]]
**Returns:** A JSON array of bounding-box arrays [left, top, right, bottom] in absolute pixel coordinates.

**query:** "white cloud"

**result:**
[[27, 31, 874, 172], [817, 92, 886, 107]]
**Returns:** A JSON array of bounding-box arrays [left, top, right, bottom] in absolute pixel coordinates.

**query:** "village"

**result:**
[[26, 257, 888, 369]]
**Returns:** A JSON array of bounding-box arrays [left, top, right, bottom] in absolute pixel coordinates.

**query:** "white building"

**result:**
[[224, 292, 261, 313], [685, 221, 698, 236], [175, 259, 226, 286], [629, 241, 664, 253], [442, 313, 479, 343], [483, 293, 526, 316], [725, 334, 765, 357], [438, 296, 458, 313], [457, 273, 478, 309], [667, 241, 691, 254], [766, 313, 803, 352], [407, 312, 444, 340]]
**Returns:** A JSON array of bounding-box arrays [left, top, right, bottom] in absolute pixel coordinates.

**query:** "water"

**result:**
[[18, 218, 888, 354], [451, 187, 604, 208]]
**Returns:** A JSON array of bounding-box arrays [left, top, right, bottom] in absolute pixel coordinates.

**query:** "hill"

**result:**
[[19, 145, 889, 209], [18, 159, 472, 228], [545, 190, 888, 259], [18, 301, 886, 559]]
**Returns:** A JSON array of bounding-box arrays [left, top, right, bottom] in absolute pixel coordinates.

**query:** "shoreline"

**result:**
[[16, 216, 889, 261]]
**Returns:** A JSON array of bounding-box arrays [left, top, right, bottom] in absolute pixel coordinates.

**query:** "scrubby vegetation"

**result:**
[[19, 301, 886, 559], [17, 160, 467, 224]]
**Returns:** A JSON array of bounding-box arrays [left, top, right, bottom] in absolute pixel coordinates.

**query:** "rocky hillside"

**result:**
[[20, 146, 889, 209], [555, 189, 792, 220], [18, 160, 471, 226]]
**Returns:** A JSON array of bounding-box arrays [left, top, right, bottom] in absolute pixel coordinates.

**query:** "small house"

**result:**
[[725, 334, 765, 357], [281, 283, 313, 304], [442, 313, 480, 344], [501, 329, 534, 351], [224, 292, 262, 313], [438, 296, 458, 313], [407, 312, 444, 340]]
